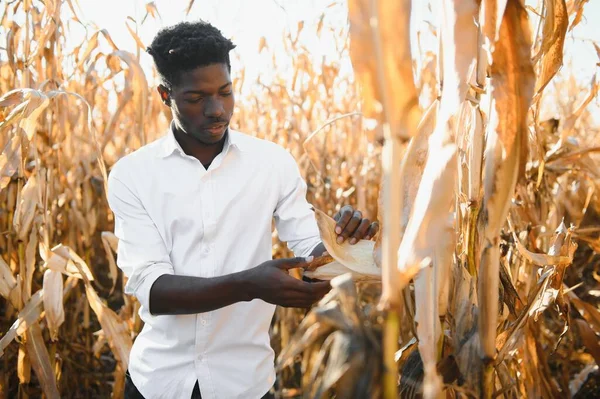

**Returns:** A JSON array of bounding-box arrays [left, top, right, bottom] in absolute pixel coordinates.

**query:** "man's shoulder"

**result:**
[[231, 130, 293, 159], [109, 135, 168, 181]]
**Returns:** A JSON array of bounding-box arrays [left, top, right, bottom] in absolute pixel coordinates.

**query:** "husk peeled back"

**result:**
[[303, 209, 380, 281]]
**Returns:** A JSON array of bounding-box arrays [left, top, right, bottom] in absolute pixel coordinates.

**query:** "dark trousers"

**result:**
[[124, 370, 275, 399]]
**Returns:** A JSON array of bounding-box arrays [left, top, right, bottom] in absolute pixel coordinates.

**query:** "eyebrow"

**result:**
[[183, 82, 232, 95]]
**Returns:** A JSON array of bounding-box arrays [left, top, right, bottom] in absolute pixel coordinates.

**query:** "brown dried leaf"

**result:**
[[0, 255, 17, 301], [24, 323, 60, 399], [399, 100, 439, 234], [101, 231, 119, 292], [23, 225, 38, 302], [574, 319, 600, 366], [347, 0, 421, 139], [0, 133, 20, 190], [13, 175, 40, 240], [76, 257, 132, 369], [568, 0, 590, 31], [0, 290, 43, 357], [533, 0, 568, 100], [18, 344, 31, 384], [479, 0, 535, 363], [144, 2, 161, 21], [513, 235, 573, 265], [46, 244, 95, 281], [0, 89, 25, 107], [569, 294, 600, 336], [438, 0, 479, 122], [125, 18, 145, 50], [398, 144, 456, 275]]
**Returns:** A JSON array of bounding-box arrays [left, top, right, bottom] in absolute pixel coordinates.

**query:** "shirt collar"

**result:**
[[159, 122, 247, 158]]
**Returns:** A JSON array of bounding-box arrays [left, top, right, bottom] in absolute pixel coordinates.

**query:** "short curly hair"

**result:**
[[147, 21, 236, 88]]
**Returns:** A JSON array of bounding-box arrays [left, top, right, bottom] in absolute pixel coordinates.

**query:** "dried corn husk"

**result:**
[[42, 269, 64, 341], [304, 209, 380, 281]]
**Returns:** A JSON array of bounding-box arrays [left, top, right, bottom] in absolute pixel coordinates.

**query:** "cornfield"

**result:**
[[0, 0, 599, 398]]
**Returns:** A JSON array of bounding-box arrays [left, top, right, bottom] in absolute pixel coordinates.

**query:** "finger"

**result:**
[[276, 256, 313, 270], [290, 279, 330, 296], [349, 218, 371, 244], [335, 205, 354, 235], [333, 211, 341, 222], [365, 222, 380, 240], [338, 210, 362, 243]]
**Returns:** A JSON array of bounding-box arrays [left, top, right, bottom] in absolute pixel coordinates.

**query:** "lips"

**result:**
[[205, 123, 227, 135]]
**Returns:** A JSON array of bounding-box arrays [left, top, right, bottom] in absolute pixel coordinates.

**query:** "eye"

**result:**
[[185, 97, 204, 104], [221, 91, 233, 97]]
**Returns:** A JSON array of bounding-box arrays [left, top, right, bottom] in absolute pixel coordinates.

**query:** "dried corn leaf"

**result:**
[[0, 255, 17, 301], [567, 0, 590, 31], [513, 235, 573, 265], [18, 344, 30, 384], [101, 231, 119, 292], [397, 145, 456, 275], [125, 18, 146, 50], [479, 0, 535, 380], [0, 133, 20, 190], [0, 290, 43, 357], [533, 0, 568, 101], [23, 225, 38, 302], [574, 319, 600, 366], [347, 0, 420, 139], [568, 292, 600, 336], [13, 174, 40, 240], [45, 244, 95, 281], [438, 0, 479, 123], [480, 0, 508, 49], [18, 90, 50, 141], [82, 276, 132, 369], [42, 269, 64, 341], [399, 100, 439, 234], [24, 323, 60, 399]]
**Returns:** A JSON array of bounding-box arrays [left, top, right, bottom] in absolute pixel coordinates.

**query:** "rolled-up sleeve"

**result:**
[[107, 168, 174, 312], [273, 150, 321, 257]]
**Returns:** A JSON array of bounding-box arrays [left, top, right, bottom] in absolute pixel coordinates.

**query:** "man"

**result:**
[[107, 21, 378, 399]]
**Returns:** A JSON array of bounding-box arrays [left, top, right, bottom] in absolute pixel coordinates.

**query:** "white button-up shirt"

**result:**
[[107, 126, 321, 399]]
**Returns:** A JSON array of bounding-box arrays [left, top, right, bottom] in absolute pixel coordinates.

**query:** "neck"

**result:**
[[172, 125, 227, 167]]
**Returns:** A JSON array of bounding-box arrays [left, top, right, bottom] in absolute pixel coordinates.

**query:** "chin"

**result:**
[[194, 130, 226, 145]]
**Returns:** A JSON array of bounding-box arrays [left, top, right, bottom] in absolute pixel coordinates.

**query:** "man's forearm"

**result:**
[[149, 270, 251, 315]]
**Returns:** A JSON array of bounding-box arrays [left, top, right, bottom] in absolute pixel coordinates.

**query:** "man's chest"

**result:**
[[137, 154, 281, 250]]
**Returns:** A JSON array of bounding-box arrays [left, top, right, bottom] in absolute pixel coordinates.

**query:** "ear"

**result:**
[[157, 85, 171, 106]]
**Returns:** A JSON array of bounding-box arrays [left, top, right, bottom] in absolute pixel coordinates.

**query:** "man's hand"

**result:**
[[245, 257, 331, 308], [333, 205, 379, 245]]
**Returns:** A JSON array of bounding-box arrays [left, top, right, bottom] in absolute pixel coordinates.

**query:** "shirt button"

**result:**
[[201, 319, 207, 326]]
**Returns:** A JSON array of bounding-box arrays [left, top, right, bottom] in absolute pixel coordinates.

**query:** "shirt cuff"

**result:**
[[289, 236, 322, 258], [124, 263, 174, 313]]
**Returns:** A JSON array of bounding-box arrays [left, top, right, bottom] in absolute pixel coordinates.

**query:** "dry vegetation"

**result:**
[[0, 0, 599, 398]]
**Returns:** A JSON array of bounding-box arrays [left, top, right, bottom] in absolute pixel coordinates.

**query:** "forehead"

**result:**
[[175, 63, 231, 91]]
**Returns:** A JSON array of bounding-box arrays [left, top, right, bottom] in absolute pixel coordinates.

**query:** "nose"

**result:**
[[204, 97, 224, 118]]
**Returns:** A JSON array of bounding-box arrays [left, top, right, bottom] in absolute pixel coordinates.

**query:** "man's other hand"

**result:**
[[333, 205, 379, 245]]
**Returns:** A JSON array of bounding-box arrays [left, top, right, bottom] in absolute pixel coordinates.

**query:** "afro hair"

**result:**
[[147, 21, 236, 88]]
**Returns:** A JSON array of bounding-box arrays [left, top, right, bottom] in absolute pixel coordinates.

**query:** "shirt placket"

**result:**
[[195, 170, 217, 399]]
